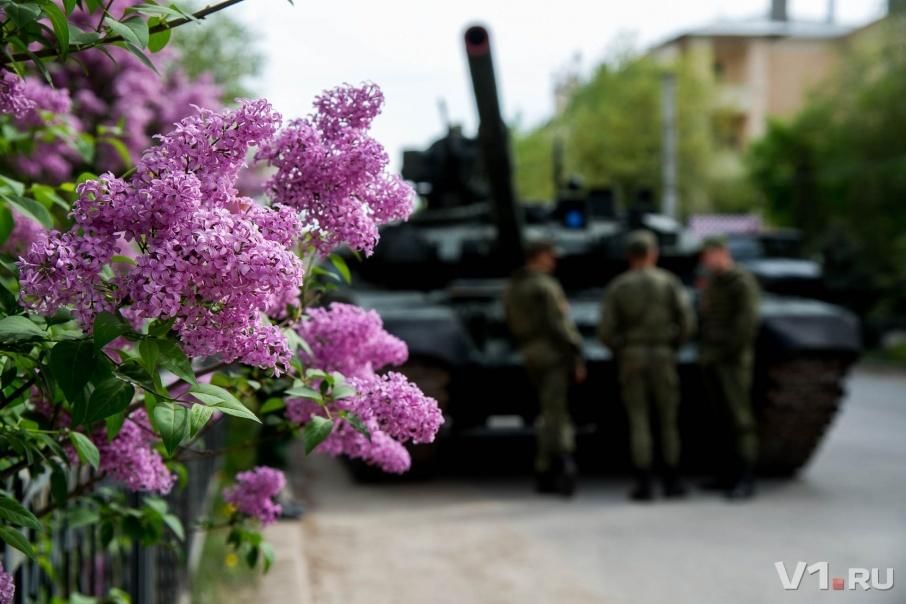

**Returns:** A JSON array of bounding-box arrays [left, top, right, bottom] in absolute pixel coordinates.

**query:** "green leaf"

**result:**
[[122, 41, 160, 74], [258, 397, 285, 415], [50, 340, 97, 404], [80, 378, 134, 425], [2, 194, 53, 228], [151, 403, 189, 455], [285, 384, 322, 401], [340, 411, 371, 440], [62, 0, 77, 14], [93, 311, 132, 348], [114, 358, 158, 393], [0, 492, 41, 530], [189, 383, 260, 423], [0, 526, 35, 558], [188, 403, 214, 437], [105, 16, 144, 47], [39, 1, 70, 55], [163, 513, 184, 541], [0, 206, 13, 247], [69, 431, 100, 469], [329, 254, 352, 284], [302, 416, 333, 454], [138, 338, 160, 373], [106, 410, 127, 440], [155, 339, 195, 384], [50, 463, 69, 505], [30, 184, 69, 211], [332, 383, 357, 400], [69, 26, 102, 46], [148, 317, 175, 337], [147, 16, 171, 52], [68, 507, 100, 529], [0, 315, 46, 343], [261, 541, 275, 573], [0, 175, 25, 196], [4, 2, 42, 27]]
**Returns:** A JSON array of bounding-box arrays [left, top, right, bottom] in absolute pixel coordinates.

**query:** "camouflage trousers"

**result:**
[[617, 347, 681, 470], [528, 363, 575, 473], [701, 354, 758, 466]]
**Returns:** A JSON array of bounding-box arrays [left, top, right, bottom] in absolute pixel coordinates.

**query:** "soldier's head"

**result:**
[[700, 236, 734, 272], [525, 239, 557, 274], [625, 230, 658, 268]]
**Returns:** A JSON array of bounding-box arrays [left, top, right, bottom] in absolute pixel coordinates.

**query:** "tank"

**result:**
[[342, 25, 861, 477]]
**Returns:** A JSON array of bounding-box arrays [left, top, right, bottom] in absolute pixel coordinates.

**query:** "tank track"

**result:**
[[756, 355, 851, 476]]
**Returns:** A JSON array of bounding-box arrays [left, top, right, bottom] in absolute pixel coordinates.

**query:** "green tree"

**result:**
[[513, 43, 741, 216], [172, 11, 263, 100], [747, 15, 906, 317]]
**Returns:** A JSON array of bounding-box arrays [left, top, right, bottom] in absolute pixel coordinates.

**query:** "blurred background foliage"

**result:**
[[748, 15, 906, 322], [513, 39, 760, 215], [172, 10, 264, 102]]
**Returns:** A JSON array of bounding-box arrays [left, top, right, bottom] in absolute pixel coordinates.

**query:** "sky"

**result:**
[[234, 0, 886, 169]]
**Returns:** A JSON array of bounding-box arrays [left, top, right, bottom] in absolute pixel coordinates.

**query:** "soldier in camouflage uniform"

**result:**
[[503, 240, 585, 496], [698, 236, 761, 500], [598, 231, 696, 501]]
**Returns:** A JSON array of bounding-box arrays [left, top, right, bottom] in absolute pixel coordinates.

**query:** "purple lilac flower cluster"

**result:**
[[286, 303, 443, 473], [0, 209, 46, 257], [32, 394, 173, 494], [297, 303, 407, 378], [0, 563, 13, 604], [4, 77, 82, 183], [259, 83, 414, 256], [96, 410, 175, 494], [1, 0, 223, 182], [19, 100, 304, 372], [0, 69, 33, 118], [223, 466, 285, 526]]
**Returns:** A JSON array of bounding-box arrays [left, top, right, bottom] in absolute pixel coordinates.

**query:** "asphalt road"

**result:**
[[299, 367, 906, 604]]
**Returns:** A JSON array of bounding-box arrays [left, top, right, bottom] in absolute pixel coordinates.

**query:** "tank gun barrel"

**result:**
[[464, 25, 525, 268]]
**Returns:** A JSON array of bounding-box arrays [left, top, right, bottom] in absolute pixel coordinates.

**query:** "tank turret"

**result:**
[[463, 25, 525, 268]]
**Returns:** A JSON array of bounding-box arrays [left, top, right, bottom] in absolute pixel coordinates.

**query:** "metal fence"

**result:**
[[3, 421, 225, 604]]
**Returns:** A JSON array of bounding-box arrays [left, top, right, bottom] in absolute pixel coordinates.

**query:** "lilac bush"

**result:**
[[224, 466, 286, 526], [287, 303, 443, 473], [0, 2, 442, 595], [0, 563, 13, 604], [260, 83, 414, 255]]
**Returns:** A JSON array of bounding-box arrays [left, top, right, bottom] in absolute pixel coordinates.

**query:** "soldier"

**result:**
[[698, 236, 761, 500], [598, 230, 696, 501], [503, 240, 585, 496]]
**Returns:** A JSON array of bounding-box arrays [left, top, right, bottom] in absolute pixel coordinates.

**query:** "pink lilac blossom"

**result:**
[[95, 410, 175, 494], [0, 69, 33, 117], [1, 0, 223, 183], [6, 77, 82, 184], [285, 398, 412, 473], [19, 101, 303, 372], [297, 303, 407, 378], [259, 83, 414, 256], [0, 562, 13, 604], [0, 209, 46, 257], [286, 302, 442, 473], [31, 395, 172, 494], [223, 466, 285, 525]]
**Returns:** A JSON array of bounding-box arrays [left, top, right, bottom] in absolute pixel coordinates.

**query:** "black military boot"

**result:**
[[553, 454, 577, 497], [661, 467, 688, 499], [629, 469, 654, 502], [725, 464, 756, 501]]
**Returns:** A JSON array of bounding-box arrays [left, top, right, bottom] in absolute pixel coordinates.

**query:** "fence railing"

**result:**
[[3, 420, 225, 604]]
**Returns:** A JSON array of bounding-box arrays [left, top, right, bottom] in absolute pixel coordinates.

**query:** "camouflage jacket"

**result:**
[[503, 268, 583, 369], [598, 266, 695, 353], [699, 265, 761, 363]]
